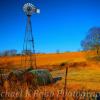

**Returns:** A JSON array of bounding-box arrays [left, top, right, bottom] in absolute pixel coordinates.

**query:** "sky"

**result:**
[[0, 0, 100, 53]]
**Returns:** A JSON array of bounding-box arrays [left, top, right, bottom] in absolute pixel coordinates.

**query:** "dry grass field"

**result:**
[[0, 52, 86, 68], [0, 51, 100, 99]]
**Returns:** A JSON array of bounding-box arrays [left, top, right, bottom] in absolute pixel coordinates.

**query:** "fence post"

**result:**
[[63, 66, 68, 100]]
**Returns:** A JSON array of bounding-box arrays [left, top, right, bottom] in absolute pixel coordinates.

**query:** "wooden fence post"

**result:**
[[63, 66, 68, 100]]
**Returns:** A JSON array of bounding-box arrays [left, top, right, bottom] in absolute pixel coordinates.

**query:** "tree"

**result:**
[[10, 49, 17, 56], [81, 27, 100, 55], [2, 50, 10, 56], [22, 50, 32, 55], [56, 49, 60, 54], [0, 49, 17, 56]]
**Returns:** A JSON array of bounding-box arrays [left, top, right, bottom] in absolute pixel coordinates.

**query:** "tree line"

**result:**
[[0, 50, 18, 56]]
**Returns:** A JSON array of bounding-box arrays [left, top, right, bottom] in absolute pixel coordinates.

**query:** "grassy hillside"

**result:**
[[0, 51, 100, 94], [0, 52, 86, 68]]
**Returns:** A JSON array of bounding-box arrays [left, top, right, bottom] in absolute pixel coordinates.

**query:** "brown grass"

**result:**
[[0, 51, 100, 99]]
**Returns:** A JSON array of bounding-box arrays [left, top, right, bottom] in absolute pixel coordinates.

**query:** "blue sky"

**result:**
[[0, 0, 100, 53]]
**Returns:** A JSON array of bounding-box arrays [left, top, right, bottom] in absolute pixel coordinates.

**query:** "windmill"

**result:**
[[21, 3, 40, 69]]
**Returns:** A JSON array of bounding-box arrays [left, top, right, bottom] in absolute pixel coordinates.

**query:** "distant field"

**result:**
[[0, 52, 86, 68]]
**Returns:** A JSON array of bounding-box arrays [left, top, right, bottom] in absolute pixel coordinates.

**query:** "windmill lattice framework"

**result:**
[[21, 3, 40, 69]]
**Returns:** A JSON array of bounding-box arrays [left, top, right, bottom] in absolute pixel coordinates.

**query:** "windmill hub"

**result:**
[[23, 3, 40, 16]]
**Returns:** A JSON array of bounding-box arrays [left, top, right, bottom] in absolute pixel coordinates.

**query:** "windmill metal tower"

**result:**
[[21, 3, 40, 69]]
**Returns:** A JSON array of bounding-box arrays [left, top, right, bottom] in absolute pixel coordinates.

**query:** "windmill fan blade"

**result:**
[[36, 9, 40, 14]]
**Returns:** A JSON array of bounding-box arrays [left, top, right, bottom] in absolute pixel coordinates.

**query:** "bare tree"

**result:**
[[0, 49, 17, 56], [81, 27, 100, 55], [10, 49, 17, 56]]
